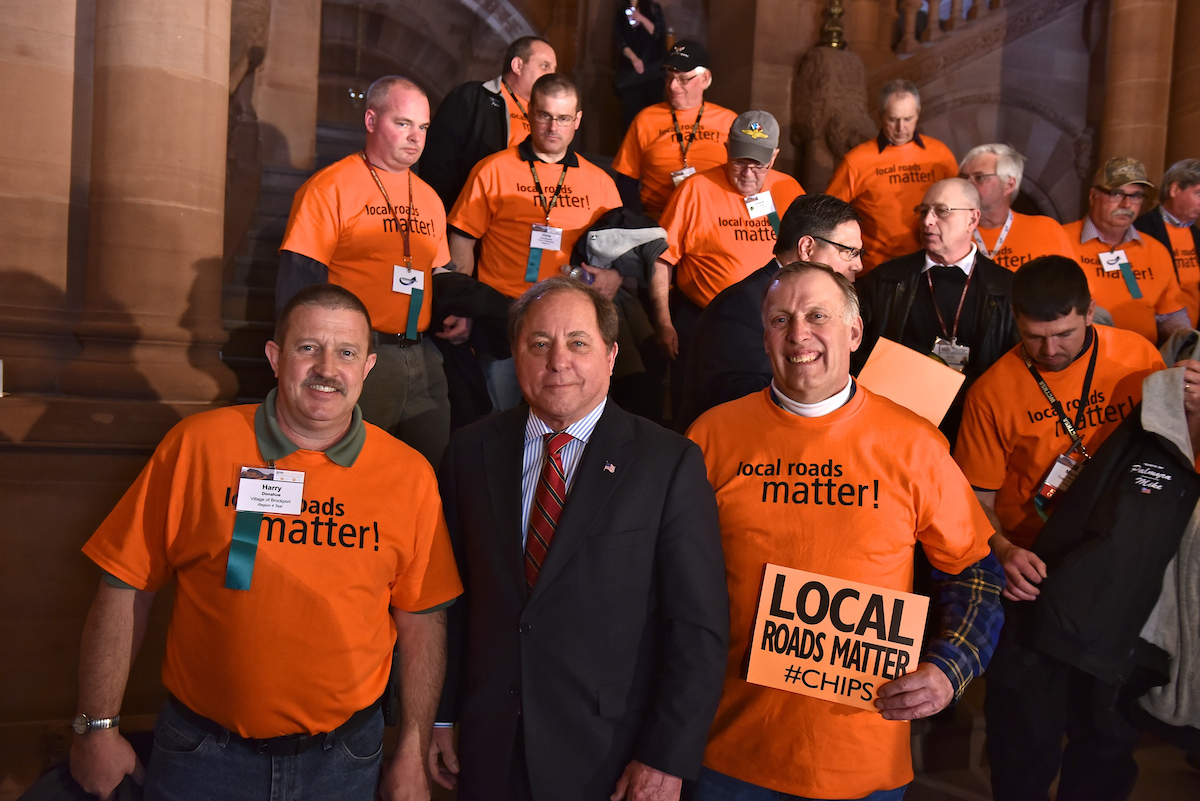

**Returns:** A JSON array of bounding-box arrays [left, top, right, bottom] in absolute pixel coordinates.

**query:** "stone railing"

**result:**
[[895, 0, 1005, 55]]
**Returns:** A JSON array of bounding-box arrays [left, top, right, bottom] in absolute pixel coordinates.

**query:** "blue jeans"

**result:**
[[693, 767, 907, 801], [479, 354, 523, 411], [143, 700, 383, 801]]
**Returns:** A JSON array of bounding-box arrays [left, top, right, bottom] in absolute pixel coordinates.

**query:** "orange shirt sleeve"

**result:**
[[953, 376, 1009, 492], [658, 179, 694, 266], [390, 467, 463, 612], [825, 154, 856, 203], [612, 121, 643, 180], [446, 156, 496, 239], [280, 181, 341, 265], [916, 441, 994, 574], [931, 140, 960, 181]]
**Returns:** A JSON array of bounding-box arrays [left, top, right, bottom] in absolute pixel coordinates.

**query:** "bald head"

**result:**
[[919, 178, 982, 265]]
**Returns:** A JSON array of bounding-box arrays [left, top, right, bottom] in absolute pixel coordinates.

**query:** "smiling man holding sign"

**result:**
[[687, 263, 1004, 799]]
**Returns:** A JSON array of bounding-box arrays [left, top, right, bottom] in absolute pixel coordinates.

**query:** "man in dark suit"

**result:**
[[430, 277, 729, 801], [675, 194, 864, 432], [855, 177, 1017, 442], [1135, 158, 1200, 326]]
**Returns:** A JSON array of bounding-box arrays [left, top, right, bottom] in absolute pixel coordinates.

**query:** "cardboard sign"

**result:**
[[857, 337, 966, 425], [746, 563, 929, 711]]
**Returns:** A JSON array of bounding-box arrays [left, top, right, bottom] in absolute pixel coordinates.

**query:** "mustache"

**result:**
[[302, 374, 346, 394]]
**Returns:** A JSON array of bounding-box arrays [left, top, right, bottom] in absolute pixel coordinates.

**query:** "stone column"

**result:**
[[0, 0, 92, 394], [251, 0, 321, 170], [59, 0, 237, 402], [1166, 0, 1200, 167], [1098, 0, 1177, 185]]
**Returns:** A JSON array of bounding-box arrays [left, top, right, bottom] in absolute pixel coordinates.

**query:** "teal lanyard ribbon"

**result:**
[[1117, 259, 1143, 299], [767, 210, 781, 236], [525, 249, 543, 282], [225, 511, 264, 591], [405, 287, 423, 340]]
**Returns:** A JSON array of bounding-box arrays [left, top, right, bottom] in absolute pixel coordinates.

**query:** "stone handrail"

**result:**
[[896, 0, 1004, 55]]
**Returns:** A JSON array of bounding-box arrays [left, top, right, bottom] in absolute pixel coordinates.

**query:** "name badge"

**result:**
[[530, 224, 564, 251], [392, 265, 425, 295], [744, 191, 777, 219], [1036, 453, 1083, 502], [1099, 250, 1129, 273], [236, 466, 304, 515], [931, 337, 970, 372], [670, 166, 697, 186]]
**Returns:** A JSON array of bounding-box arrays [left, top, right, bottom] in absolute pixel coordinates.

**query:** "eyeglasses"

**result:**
[[1097, 188, 1146, 203], [812, 235, 865, 261], [914, 204, 974, 219], [531, 111, 577, 127], [961, 172, 998, 184], [729, 159, 771, 174], [664, 69, 701, 86]]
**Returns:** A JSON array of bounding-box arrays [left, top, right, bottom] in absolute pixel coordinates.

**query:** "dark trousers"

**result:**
[[669, 290, 704, 422], [985, 656, 1140, 801]]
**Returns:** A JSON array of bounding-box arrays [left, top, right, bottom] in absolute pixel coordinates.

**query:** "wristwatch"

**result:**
[[71, 713, 120, 735]]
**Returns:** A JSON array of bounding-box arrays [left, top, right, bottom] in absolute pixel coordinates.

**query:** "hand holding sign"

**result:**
[[875, 662, 954, 720]]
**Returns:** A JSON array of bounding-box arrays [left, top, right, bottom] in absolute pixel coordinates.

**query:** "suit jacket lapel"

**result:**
[[528, 404, 634, 603], [483, 411, 527, 600]]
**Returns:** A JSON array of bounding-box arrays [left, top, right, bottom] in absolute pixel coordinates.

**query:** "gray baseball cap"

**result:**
[[727, 111, 780, 164]]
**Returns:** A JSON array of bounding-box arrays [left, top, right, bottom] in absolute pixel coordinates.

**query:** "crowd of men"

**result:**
[[62, 31, 1200, 801]]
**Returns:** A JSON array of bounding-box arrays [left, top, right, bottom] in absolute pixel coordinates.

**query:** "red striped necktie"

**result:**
[[525, 431, 573, 590]]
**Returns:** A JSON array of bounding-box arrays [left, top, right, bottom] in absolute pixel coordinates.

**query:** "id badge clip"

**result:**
[[932, 337, 970, 373], [671, 166, 697, 186], [1099, 250, 1128, 273], [529, 224, 564, 251]]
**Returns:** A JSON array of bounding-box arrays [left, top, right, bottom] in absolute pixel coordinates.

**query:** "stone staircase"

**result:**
[[220, 124, 366, 404]]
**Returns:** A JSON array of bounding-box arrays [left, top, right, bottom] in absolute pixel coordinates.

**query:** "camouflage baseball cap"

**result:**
[[1093, 157, 1155, 193]]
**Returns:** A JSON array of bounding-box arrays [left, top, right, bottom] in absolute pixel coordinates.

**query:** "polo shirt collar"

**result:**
[[1161, 205, 1193, 229], [518, 135, 580, 168], [254, 388, 365, 467], [876, 130, 926, 153], [1080, 215, 1142, 247]]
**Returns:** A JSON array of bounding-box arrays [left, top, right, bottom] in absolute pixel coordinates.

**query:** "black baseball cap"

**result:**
[[664, 40, 711, 72]]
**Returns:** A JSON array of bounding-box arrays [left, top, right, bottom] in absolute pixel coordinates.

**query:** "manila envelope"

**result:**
[[857, 337, 966, 425]]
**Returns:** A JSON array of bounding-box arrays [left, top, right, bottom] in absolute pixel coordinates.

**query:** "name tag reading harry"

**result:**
[[235, 466, 304, 515], [1099, 250, 1129, 273], [671, 166, 697, 186], [392, 265, 425, 295], [744, 191, 777, 219], [530, 224, 564, 251], [932, 337, 970, 373]]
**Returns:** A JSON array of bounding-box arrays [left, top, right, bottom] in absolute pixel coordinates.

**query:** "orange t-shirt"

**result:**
[[1165, 222, 1200, 325], [611, 101, 740, 218], [660, 166, 804, 308], [826, 134, 959, 271], [501, 85, 532, 147], [687, 387, 991, 799], [976, 211, 1077, 272], [447, 144, 621, 299], [955, 325, 1164, 549], [280, 154, 450, 334], [1064, 219, 1186, 343], [82, 404, 463, 738]]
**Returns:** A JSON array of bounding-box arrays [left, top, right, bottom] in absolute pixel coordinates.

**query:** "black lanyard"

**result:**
[[361, 153, 413, 268], [1021, 329, 1099, 458], [669, 102, 705, 166], [528, 161, 569, 223], [926, 259, 974, 343], [502, 82, 528, 119]]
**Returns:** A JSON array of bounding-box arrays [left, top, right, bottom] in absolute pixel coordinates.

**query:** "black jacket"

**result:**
[[855, 250, 1017, 440], [990, 367, 1200, 688], [420, 77, 510, 212]]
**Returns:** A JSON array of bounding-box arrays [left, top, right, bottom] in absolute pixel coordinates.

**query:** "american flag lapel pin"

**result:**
[[604, 462, 616, 473]]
